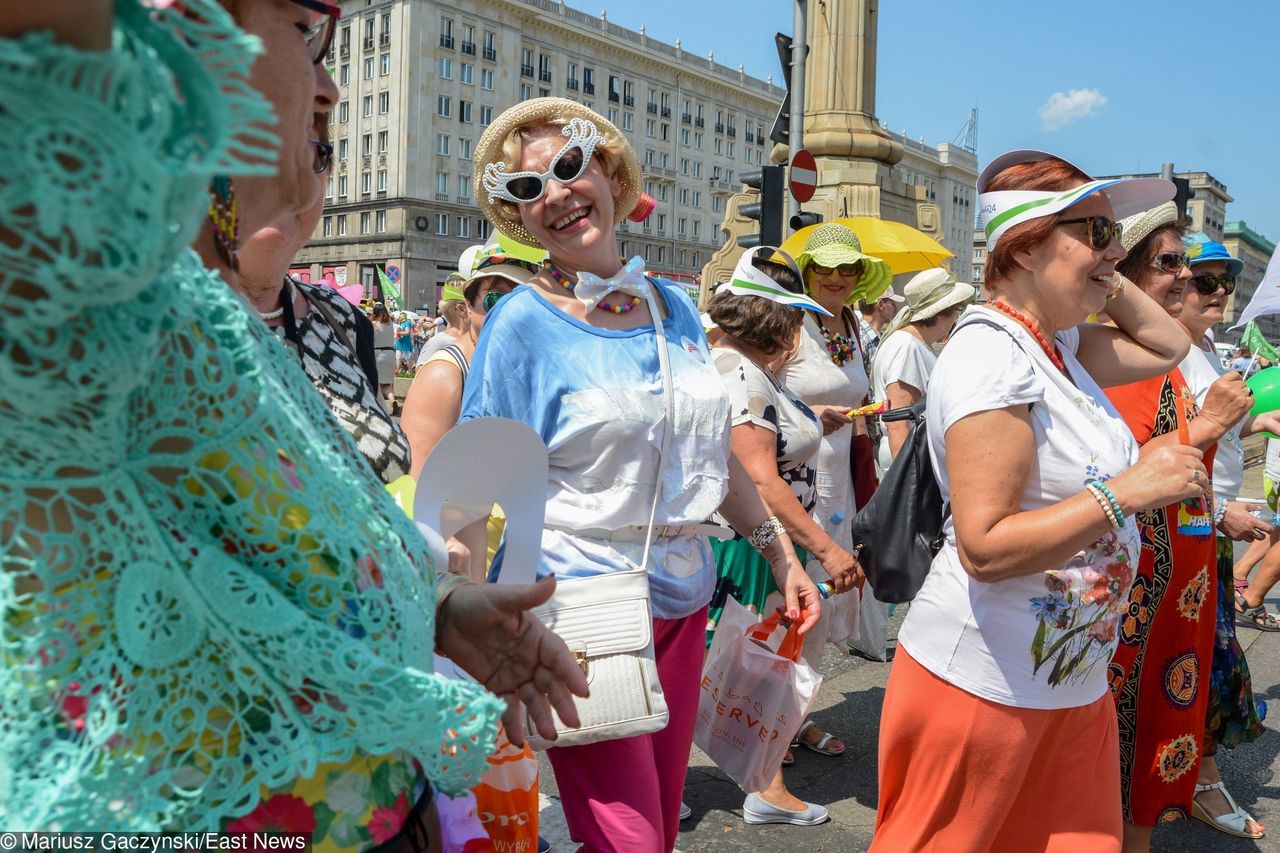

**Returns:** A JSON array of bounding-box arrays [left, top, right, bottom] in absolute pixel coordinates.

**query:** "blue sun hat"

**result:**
[[1183, 232, 1244, 277]]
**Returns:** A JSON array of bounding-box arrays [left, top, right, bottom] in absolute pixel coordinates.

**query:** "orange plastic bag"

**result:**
[[472, 726, 539, 852]]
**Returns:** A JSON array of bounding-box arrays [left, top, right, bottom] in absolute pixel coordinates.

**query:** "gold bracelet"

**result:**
[[1106, 275, 1126, 302]]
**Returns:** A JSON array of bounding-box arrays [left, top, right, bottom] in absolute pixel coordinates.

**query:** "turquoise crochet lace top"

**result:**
[[0, 0, 502, 830]]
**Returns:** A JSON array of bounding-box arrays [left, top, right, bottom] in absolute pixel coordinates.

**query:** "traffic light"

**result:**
[[1172, 177, 1194, 226], [768, 32, 793, 145], [737, 165, 785, 250], [790, 211, 822, 232]]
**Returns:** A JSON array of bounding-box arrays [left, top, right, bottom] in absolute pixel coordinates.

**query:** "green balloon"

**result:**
[[1247, 368, 1280, 438]]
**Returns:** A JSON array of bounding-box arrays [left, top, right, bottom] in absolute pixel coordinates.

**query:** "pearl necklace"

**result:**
[[988, 300, 1065, 371], [258, 277, 296, 322], [542, 261, 642, 315]]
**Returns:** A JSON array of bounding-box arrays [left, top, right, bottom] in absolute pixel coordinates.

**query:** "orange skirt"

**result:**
[[871, 647, 1122, 853]]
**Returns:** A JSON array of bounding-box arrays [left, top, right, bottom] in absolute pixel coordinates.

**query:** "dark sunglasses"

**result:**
[[287, 0, 341, 64], [1151, 252, 1190, 274], [492, 145, 591, 203], [811, 261, 864, 278], [310, 138, 334, 174], [1058, 215, 1123, 250], [1190, 273, 1236, 296], [481, 291, 509, 312]]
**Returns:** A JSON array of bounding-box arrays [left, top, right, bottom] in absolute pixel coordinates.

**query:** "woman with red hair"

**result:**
[[871, 151, 1207, 851]]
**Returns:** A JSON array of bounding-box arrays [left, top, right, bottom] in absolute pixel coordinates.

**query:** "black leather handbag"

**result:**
[[848, 402, 948, 603]]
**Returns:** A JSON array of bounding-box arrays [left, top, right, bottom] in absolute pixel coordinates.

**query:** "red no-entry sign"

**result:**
[[789, 149, 817, 203]]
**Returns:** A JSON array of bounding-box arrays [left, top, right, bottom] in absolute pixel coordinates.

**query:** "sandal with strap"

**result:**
[[794, 719, 845, 757], [1192, 781, 1266, 839], [1235, 591, 1280, 632]]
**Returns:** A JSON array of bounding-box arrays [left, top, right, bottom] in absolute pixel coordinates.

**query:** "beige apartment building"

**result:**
[[1097, 169, 1233, 244], [291, 0, 785, 309], [888, 132, 978, 284]]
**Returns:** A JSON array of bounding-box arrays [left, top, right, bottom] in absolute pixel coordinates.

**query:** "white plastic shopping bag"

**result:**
[[695, 598, 823, 792]]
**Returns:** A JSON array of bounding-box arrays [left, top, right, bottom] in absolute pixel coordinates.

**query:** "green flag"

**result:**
[[1242, 320, 1279, 363], [376, 265, 402, 308]]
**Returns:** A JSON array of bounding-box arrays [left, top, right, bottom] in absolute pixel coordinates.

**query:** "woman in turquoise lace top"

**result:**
[[0, 0, 586, 838]]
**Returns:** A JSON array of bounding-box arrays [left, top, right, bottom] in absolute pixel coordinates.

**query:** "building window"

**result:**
[[693, 162, 701, 178], [459, 138, 472, 160], [583, 67, 594, 94], [459, 100, 472, 123], [378, 92, 389, 114], [336, 215, 348, 236], [364, 57, 373, 79], [460, 63, 473, 85], [692, 190, 701, 207], [458, 216, 470, 238], [337, 174, 348, 197], [657, 213, 667, 233], [437, 95, 451, 117], [712, 195, 722, 213], [458, 175, 470, 199], [461, 24, 475, 52], [360, 212, 371, 234], [361, 170, 371, 195], [361, 133, 372, 155], [338, 138, 349, 160], [678, 217, 687, 236], [481, 68, 493, 90], [520, 84, 532, 101], [362, 95, 373, 117], [479, 105, 493, 125], [380, 53, 390, 75], [338, 101, 349, 123], [661, 123, 669, 141], [436, 171, 448, 194], [521, 48, 533, 76], [436, 213, 448, 235], [440, 17, 454, 48], [694, 132, 702, 149], [439, 57, 453, 79], [657, 245, 666, 264], [322, 216, 333, 237], [679, 187, 688, 204], [483, 31, 496, 59], [339, 63, 349, 86], [607, 107, 618, 123], [645, 119, 655, 138], [566, 62, 578, 90], [377, 130, 388, 152], [692, 219, 700, 238], [436, 133, 449, 156], [376, 210, 387, 232], [621, 112, 632, 131], [538, 53, 551, 83], [377, 169, 387, 191], [478, 219, 491, 239]]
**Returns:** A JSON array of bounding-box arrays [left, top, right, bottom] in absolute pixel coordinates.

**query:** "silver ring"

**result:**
[[1192, 470, 1202, 485]]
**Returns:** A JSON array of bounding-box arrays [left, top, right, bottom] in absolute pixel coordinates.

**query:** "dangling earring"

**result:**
[[208, 175, 239, 272]]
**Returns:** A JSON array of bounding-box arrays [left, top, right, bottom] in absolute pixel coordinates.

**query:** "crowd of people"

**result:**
[[2, 4, 1276, 853]]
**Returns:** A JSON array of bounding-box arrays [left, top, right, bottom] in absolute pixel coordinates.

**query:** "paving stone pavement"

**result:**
[[533, 458, 1280, 851]]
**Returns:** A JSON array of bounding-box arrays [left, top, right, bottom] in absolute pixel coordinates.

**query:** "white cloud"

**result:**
[[1038, 89, 1108, 130]]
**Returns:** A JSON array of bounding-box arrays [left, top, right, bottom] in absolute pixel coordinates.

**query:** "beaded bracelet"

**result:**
[[1213, 497, 1228, 528], [1085, 483, 1120, 529], [1085, 479, 1125, 529], [748, 516, 786, 551]]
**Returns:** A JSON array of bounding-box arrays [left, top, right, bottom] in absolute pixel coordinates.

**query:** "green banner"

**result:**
[[1242, 320, 1279, 362], [376, 265, 402, 308]]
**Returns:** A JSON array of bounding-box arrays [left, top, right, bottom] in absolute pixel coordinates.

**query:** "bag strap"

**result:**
[[638, 277, 674, 573]]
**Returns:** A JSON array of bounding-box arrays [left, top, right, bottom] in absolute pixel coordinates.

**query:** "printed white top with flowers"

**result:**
[[899, 307, 1141, 710]]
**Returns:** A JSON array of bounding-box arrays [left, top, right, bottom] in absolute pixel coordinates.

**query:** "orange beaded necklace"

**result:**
[[989, 300, 1066, 371]]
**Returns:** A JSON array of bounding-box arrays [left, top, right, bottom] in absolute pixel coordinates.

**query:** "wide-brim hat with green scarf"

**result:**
[[794, 223, 893, 304]]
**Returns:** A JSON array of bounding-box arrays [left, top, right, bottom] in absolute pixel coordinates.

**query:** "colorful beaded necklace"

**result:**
[[989, 299, 1065, 371], [543, 261, 642, 314], [817, 319, 856, 367]]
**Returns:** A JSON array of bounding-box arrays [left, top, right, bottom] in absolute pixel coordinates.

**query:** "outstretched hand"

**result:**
[[436, 576, 589, 745]]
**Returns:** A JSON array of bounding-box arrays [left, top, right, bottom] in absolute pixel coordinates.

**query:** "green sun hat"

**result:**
[[441, 275, 467, 303], [795, 223, 893, 304]]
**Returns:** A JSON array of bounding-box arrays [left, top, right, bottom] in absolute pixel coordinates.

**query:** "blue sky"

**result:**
[[582, 0, 1279, 242]]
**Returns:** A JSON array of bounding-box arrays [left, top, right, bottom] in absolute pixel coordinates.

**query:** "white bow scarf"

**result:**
[[573, 255, 651, 311]]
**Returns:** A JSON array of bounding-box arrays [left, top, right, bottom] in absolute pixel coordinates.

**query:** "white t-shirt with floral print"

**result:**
[[899, 307, 1141, 710]]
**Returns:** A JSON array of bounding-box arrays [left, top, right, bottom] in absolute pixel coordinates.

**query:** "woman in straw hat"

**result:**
[[467, 97, 822, 850], [783, 223, 893, 667], [1100, 202, 1261, 847], [872, 150, 1207, 851], [870, 268, 975, 471], [705, 247, 863, 827]]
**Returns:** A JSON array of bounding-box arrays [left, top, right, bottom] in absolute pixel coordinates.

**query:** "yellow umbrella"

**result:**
[[778, 217, 954, 277]]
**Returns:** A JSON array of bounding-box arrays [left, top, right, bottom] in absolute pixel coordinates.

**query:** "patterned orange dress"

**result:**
[[1106, 370, 1218, 825]]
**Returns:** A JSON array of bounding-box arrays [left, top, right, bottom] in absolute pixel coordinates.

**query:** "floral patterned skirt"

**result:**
[[1107, 505, 1216, 826], [1205, 536, 1267, 752]]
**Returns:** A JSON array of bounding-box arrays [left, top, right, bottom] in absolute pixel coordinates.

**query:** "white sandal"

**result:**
[[1192, 781, 1265, 839], [792, 719, 845, 757]]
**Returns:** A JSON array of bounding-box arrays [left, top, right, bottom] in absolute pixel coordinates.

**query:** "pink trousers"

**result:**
[[546, 607, 707, 853]]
